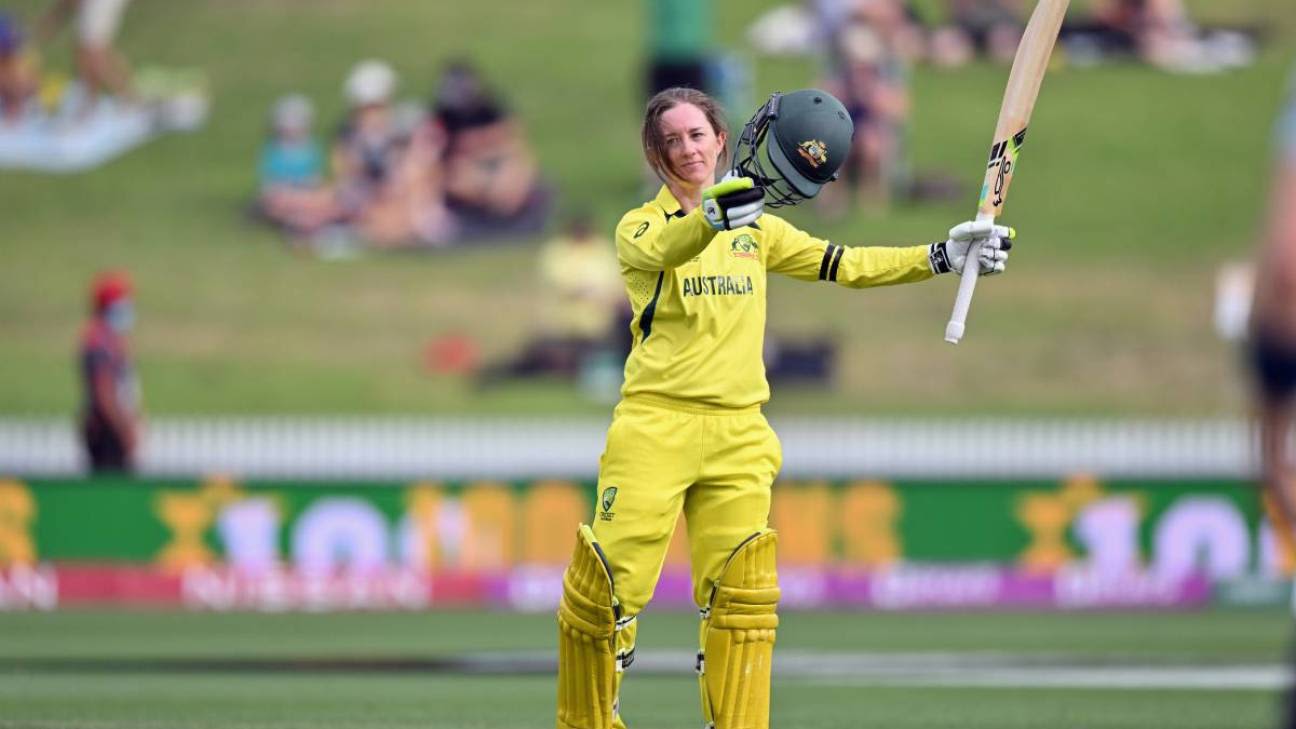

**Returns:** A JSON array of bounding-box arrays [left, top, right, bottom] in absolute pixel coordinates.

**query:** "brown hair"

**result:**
[[641, 87, 729, 183]]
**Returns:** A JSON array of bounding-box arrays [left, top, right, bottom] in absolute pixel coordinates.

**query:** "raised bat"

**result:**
[[945, 0, 1070, 344]]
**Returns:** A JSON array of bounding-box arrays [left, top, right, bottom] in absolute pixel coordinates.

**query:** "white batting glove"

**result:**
[[928, 220, 1015, 276], [701, 175, 765, 231]]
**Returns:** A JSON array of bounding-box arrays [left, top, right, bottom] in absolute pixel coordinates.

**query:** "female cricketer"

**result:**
[[556, 86, 1014, 729]]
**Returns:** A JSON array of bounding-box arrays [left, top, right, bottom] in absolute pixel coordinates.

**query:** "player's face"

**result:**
[[659, 103, 727, 188]]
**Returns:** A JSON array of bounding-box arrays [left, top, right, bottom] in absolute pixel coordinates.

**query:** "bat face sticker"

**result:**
[[982, 128, 1029, 210]]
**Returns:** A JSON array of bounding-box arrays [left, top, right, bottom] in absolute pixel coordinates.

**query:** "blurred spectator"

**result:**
[[335, 60, 399, 208], [1249, 67, 1296, 574], [1252, 70, 1296, 728], [645, 0, 712, 97], [852, 0, 927, 62], [929, 0, 1024, 67], [261, 94, 323, 189], [257, 93, 341, 237], [821, 16, 912, 212], [811, 1, 926, 70], [256, 65, 453, 252], [39, 0, 134, 108], [332, 58, 418, 246], [1062, 0, 1256, 73], [537, 213, 623, 344], [257, 58, 550, 253], [479, 214, 623, 386], [432, 60, 550, 240], [403, 104, 458, 247], [0, 12, 39, 125], [1076, 0, 1192, 68], [763, 0, 1253, 73], [79, 271, 141, 474]]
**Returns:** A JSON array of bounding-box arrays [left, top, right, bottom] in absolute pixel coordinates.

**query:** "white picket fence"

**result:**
[[0, 417, 1260, 480]]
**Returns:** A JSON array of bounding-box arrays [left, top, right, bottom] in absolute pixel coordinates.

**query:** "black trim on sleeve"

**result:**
[[828, 245, 845, 282], [817, 245, 838, 281], [928, 242, 953, 274], [639, 272, 666, 341]]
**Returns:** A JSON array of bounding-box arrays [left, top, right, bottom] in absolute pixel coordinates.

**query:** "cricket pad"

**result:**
[[698, 530, 780, 729], [557, 525, 619, 729]]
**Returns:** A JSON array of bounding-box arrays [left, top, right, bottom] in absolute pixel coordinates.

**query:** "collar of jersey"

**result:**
[[652, 185, 686, 219]]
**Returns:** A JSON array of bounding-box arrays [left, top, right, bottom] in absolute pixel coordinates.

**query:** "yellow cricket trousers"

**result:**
[[591, 394, 782, 618]]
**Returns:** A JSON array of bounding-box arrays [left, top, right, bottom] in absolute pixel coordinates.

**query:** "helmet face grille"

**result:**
[[732, 93, 810, 208]]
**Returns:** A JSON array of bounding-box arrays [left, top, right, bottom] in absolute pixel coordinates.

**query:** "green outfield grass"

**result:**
[[0, 609, 1290, 659], [0, 674, 1277, 729], [0, 609, 1289, 728], [1, 1, 1293, 417]]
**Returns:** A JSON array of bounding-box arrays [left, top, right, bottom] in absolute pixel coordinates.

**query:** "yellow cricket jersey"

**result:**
[[615, 186, 935, 410]]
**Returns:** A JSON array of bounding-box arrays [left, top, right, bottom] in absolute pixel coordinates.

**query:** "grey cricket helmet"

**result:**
[[732, 89, 854, 207]]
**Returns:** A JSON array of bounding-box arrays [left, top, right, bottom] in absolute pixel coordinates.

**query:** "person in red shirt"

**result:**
[[79, 271, 141, 473]]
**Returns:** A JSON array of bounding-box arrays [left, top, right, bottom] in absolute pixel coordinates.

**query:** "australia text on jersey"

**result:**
[[681, 275, 755, 297]]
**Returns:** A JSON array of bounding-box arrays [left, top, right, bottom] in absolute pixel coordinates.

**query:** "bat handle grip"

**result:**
[[943, 212, 995, 344]]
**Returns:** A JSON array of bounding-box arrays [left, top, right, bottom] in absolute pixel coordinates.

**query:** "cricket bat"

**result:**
[[944, 0, 1070, 344]]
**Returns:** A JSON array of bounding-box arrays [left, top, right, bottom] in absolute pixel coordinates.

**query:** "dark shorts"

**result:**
[[646, 59, 707, 97], [1250, 331, 1296, 401], [82, 420, 130, 474]]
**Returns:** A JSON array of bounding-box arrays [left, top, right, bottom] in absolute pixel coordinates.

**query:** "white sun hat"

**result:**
[[344, 59, 397, 107]]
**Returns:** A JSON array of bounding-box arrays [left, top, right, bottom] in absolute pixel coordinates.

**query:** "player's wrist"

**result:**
[[928, 242, 953, 275]]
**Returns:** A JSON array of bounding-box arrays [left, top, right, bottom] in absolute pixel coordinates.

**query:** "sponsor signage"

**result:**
[[0, 476, 1283, 610]]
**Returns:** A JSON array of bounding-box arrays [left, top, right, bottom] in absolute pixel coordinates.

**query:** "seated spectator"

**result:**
[[0, 12, 39, 125], [394, 100, 458, 247], [479, 213, 622, 386], [261, 94, 323, 189], [929, 0, 1024, 67], [537, 213, 623, 344], [332, 59, 415, 246], [326, 59, 468, 250], [257, 93, 341, 236], [433, 60, 551, 241], [1062, 0, 1179, 64], [255, 64, 457, 253], [256, 58, 554, 253], [1062, 0, 1255, 73], [1095, 0, 1196, 69]]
